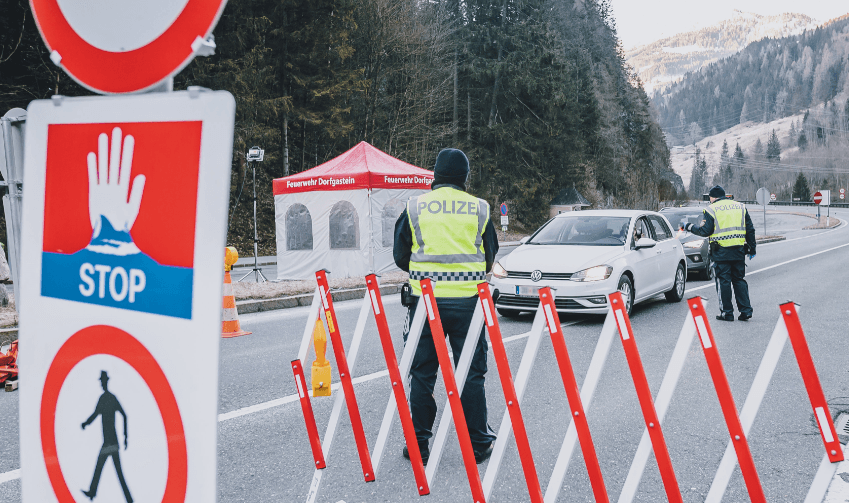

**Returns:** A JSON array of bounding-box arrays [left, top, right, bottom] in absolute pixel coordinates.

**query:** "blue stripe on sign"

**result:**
[[41, 250, 193, 319]]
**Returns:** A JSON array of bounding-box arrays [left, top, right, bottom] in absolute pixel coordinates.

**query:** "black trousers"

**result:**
[[405, 296, 496, 449], [713, 260, 752, 317]]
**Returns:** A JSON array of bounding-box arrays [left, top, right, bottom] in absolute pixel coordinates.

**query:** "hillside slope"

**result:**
[[654, 14, 849, 146], [626, 11, 817, 94]]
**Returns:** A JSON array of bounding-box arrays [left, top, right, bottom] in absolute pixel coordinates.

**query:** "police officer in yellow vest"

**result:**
[[393, 148, 498, 465], [680, 185, 756, 321]]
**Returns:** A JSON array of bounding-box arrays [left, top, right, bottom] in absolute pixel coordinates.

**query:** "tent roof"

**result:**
[[273, 141, 433, 195], [550, 185, 590, 206]]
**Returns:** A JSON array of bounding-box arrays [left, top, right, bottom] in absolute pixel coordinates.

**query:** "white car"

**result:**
[[490, 210, 687, 316]]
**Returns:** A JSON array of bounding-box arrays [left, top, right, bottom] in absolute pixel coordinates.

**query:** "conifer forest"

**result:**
[[0, 0, 674, 253]]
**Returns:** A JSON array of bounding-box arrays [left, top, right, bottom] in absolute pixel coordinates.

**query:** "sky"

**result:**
[[607, 1, 849, 50]]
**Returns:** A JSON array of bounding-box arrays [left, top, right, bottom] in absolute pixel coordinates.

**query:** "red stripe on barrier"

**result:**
[[608, 291, 683, 503], [478, 284, 543, 503], [538, 287, 609, 503], [687, 297, 766, 503], [291, 359, 326, 469], [315, 270, 375, 482], [780, 302, 844, 463], [420, 279, 486, 503], [365, 275, 430, 495]]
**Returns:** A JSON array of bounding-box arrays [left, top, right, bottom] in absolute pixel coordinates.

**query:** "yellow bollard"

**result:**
[[311, 318, 332, 396]]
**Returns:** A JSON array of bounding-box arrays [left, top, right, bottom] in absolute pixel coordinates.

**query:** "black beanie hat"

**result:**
[[708, 185, 726, 199], [432, 148, 470, 189]]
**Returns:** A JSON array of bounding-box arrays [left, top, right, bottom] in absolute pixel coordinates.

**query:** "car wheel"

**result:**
[[700, 256, 714, 280], [497, 308, 522, 318], [665, 263, 686, 302], [616, 275, 634, 315]]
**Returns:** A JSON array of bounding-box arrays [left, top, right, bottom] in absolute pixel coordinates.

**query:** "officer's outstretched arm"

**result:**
[[684, 212, 715, 238]]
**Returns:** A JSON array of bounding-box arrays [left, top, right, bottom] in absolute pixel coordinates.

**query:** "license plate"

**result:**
[[517, 285, 541, 296]]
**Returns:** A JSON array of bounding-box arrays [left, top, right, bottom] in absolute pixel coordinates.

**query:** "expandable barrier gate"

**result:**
[[291, 270, 844, 502]]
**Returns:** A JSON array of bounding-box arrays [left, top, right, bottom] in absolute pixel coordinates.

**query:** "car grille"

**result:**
[[496, 295, 584, 310], [506, 271, 573, 281]]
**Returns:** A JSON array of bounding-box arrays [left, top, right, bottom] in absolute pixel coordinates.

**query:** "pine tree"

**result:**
[[739, 102, 749, 124], [793, 173, 811, 201], [689, 148, 707, 198], [720, 139, 729, 164], [798, 130, 808, 152], [753, 137, 764, 159], [766, 129, 781, 162]]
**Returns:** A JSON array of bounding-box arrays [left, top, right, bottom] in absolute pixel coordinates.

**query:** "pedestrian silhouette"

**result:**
[[81, 371, 133, 502]]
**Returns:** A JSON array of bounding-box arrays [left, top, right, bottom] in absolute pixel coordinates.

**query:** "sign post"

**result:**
[[500, 203, 508, 232], [755, 188, 769, 237], [18, 91, 235, 502]]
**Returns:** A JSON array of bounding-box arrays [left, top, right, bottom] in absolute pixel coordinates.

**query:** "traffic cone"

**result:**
[[222, 247, 251, 338], [311, 319, 332, 396]]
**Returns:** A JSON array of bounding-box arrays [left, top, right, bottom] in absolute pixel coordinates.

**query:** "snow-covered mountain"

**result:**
[[626, 11, 818, 94]]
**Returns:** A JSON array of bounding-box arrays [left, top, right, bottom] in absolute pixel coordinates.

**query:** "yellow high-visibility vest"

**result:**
[[704, 199, 747, 247], [407, 187, 489, 297]]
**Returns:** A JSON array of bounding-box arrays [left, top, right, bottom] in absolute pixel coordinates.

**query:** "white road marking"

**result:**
[[217, 369, 390, 422], [0, 469, 19, 484], [759, 218, 846, 247], [216, 319, 583, 424], [685, 239, 849, 295]]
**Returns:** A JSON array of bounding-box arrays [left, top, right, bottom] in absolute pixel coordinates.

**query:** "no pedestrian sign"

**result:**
[[30, 0, 227, 94], [18, 91, 235, 502]]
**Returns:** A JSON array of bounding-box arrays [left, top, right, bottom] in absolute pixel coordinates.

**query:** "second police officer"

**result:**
[[680, 185, 756, 321], [393, 148, 498, 465]]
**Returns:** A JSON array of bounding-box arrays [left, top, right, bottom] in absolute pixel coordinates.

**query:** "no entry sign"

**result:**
[[30, 0, 227, 94], [18, 91, 235, 502]]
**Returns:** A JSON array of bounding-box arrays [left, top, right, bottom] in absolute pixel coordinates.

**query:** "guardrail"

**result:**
[[737, 200, 849, 208]]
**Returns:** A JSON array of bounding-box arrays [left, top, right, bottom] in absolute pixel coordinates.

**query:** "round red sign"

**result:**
[[30, 0, 227, 94], [40, 325, 187, 502], [813, 192, 823, 204]]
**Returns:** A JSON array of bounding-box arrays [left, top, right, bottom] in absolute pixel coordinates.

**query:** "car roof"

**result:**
[[553, 209, 655, 219], [659, 206, 705, 213]]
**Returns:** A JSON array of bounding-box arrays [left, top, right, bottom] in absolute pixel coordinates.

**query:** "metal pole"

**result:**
[[238, 157, 267, 283], [252, 160, 259, 282]]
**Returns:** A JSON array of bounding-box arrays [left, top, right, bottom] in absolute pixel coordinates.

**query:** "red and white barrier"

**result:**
[[289, 270, 842, 502]]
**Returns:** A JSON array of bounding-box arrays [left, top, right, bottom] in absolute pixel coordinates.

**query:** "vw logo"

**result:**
[[530, 270, 542, 282]]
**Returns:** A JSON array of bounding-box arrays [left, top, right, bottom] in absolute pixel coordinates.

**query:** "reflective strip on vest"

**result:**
[[706, 200, 747, 246], [409, 271, 487, 282], [407, 188, 488, 297]]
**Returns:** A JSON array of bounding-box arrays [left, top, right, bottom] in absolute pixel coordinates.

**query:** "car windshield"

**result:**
[[661, 210, 704, 227], [528, 216, 631, 246]]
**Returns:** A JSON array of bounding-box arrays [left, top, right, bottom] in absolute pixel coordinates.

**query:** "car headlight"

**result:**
[[683, 239, 705, 249], [492, 262, 508, 279], [571, 265, 613, 282]]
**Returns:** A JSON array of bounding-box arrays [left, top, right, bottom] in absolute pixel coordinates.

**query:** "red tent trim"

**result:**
[[273, 141, 433, 195]]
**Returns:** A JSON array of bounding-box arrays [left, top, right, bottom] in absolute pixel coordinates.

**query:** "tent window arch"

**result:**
[[330, 201, 359, 249], [286, 204, 313, 251], [382, 198, 407, 247]]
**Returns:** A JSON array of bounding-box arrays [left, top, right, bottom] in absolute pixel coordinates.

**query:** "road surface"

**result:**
[[1, 204, 847, 502]]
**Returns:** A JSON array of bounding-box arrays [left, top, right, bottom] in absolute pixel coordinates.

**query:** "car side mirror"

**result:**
[[519, 236, 530, 244], [634, 237, 657, 250]]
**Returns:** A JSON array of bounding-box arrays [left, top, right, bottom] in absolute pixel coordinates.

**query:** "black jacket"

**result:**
[[684, 205, 756, 262], [393, 186, 499, 273]]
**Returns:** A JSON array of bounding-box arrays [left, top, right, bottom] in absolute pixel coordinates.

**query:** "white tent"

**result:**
[[273, 142, 433, 280]]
